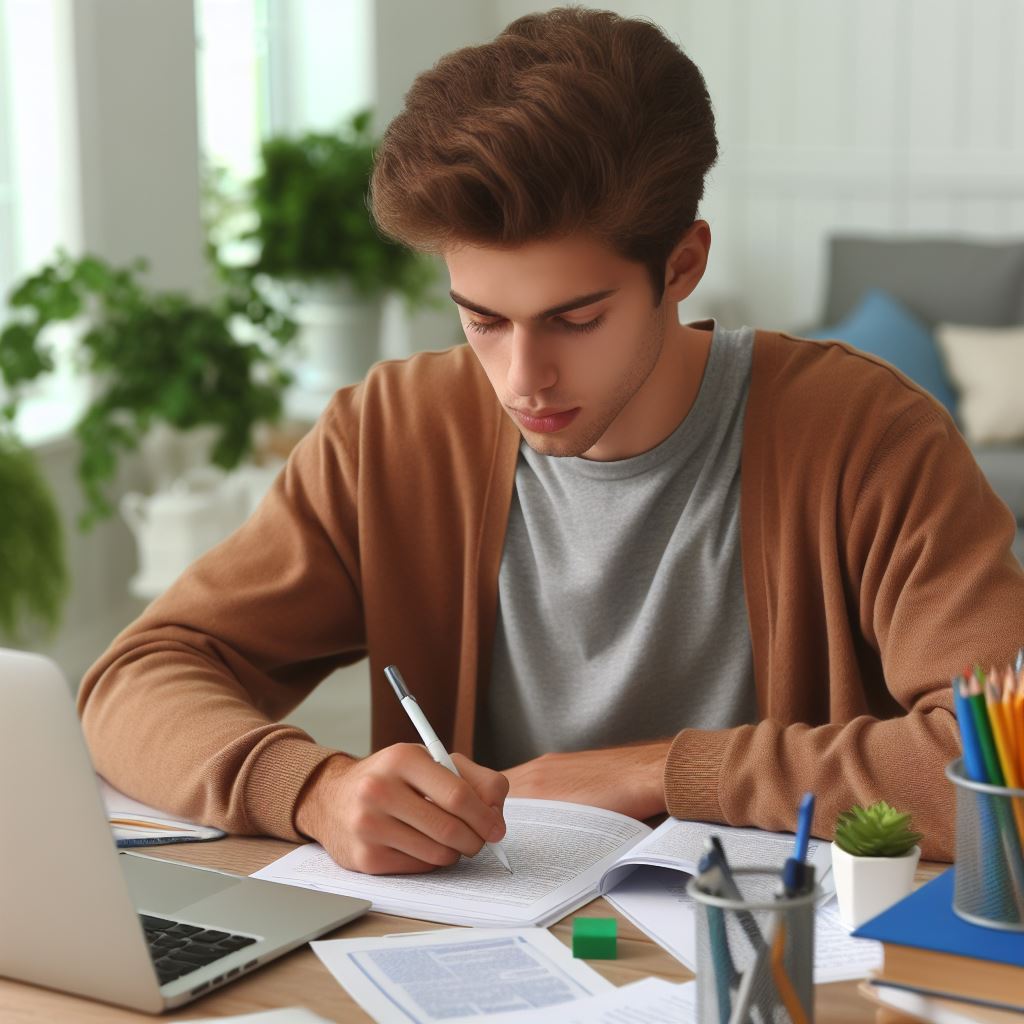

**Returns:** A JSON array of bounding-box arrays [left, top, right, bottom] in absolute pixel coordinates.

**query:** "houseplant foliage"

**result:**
[[834, 800, 923, 857], [832, 799, 923, 928], [0, 249, 297, 531], [245, 108, 438, 306], [0, 432, 67, 638]]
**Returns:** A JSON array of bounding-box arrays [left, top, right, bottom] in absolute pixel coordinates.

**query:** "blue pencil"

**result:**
[[953, 675, 988, 782]]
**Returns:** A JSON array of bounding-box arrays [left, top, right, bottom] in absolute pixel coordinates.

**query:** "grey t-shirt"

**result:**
[[476, 322, 758, 770]]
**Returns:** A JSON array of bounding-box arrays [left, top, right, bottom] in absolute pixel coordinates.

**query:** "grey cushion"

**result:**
[[822, 236, 1024, 328]]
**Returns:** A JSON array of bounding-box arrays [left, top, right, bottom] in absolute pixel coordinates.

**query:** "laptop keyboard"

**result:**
[[140, 913, 258, 986]]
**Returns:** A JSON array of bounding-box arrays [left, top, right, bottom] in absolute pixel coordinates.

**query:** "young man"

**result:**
[[80, 7, 1024, 868]]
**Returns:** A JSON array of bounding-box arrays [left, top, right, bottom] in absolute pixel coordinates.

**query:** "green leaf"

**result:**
[[0, 435, 68, 639]]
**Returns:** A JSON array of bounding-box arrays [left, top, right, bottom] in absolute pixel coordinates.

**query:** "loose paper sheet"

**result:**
[[310, 927, 613, 1024], [494, 977, 697, 1024]]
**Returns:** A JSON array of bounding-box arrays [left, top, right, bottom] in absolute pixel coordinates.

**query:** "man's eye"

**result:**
[[465, 318, 504, 335], [465, 315, 604, 335]]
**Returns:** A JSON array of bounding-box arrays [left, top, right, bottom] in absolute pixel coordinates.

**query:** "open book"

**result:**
[[250, 798, 833, 928]]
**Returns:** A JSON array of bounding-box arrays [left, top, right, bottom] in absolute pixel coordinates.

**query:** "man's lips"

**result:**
[[509, 406, 580, 433]]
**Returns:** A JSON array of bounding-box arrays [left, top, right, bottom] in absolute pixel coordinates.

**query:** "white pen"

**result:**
[[384, 664, 513, 874]]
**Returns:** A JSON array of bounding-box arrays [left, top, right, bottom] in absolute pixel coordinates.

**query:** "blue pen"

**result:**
[[782, 792, 815, 896]]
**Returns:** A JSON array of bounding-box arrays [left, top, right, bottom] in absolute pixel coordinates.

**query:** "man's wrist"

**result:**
[[294, 752, 356, 840]]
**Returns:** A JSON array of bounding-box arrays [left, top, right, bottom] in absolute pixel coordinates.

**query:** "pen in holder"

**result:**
[[687, 866, 817, 1024], [946, 757, 1024, 931]]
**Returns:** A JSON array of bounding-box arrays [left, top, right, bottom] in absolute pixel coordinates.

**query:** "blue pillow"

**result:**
[[805, 288, 959, 416]]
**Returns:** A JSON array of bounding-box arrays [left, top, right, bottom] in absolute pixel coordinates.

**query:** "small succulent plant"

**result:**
[[833, 800, 923, 858]]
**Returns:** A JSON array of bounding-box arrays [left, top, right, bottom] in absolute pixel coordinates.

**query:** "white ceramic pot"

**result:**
[[120, 466, 251, 600], [291, 279, 383, 396], [831, 841, 921, 929]]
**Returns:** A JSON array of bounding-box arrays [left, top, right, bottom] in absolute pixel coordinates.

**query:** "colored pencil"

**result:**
[[953, 677, 988, 783], [1017, 668, 1024, 785], [968, 672, 1005, 786], [1003, 667, 1020, 783]]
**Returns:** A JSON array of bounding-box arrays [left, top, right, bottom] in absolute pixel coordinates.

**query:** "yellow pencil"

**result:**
[[987, 673, 1013, 780]]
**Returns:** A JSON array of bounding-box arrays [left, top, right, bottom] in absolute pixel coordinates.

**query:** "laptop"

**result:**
[[0, 648, 370, 1012]]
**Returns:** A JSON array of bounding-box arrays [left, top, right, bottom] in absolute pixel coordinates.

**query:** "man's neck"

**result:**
[[583, 320, 714, 461]]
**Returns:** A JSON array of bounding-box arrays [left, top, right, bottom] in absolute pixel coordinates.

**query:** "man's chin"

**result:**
[[517, 422, 602, 458]]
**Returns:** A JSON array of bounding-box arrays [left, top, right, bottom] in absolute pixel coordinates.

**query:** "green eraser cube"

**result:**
[[572, 916, 617, 959]]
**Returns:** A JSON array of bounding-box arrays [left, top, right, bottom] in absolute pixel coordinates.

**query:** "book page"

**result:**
[[600, 817, 834, 897], [252, 799, 650, 927]]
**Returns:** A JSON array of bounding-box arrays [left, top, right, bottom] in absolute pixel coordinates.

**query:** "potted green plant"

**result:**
[[0, 249, 297, 611], [832, 800, 923, 928], [0, 433, 67, 640], [242, 107, 439, 394]]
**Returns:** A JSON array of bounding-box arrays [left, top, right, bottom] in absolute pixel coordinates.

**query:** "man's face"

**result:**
[[445, 233, 667, 460]]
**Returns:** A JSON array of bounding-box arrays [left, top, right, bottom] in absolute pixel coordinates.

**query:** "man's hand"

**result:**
[[503, 741, 670, 820], [294, 744, 509, 875]]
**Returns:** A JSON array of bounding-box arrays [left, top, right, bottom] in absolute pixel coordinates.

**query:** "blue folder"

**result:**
[[852, 868, 1024, 966]]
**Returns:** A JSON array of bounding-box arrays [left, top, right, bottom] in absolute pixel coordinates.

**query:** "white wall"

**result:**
[[492, 0, 1024, 330]]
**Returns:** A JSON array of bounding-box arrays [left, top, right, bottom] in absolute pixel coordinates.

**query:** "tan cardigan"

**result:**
[[78, 325, 1024, 860]]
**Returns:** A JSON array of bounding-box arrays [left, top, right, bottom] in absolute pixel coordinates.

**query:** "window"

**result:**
[[0, 0, 83, 443]]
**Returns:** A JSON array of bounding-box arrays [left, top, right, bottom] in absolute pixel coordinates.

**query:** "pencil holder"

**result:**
[[687, 866, 817, 1024], [946, 757, 1024, 931]]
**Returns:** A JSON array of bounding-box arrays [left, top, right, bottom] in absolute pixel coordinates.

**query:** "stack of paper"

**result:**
[[99, 777, 225, 848]]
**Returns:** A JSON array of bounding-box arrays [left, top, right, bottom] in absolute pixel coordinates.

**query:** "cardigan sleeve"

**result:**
[[77, 395, 367, 843], [664, 402, 1024, 862]]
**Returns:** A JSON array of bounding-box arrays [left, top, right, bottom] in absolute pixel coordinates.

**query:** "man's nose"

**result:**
[[506, 326, 557, 397]]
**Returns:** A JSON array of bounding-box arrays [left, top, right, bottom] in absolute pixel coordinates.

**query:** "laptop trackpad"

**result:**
[[119, 851, 241, 915]]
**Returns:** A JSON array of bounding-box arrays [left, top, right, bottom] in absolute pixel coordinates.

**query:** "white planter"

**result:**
[[831, 841, 921, 929], [120, 466, 252, 600], [291, 279, 383, 398]]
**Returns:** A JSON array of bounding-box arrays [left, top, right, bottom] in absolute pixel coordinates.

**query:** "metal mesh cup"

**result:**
[[686, 867, 817, 1024], [946, 757, 1024, 931]]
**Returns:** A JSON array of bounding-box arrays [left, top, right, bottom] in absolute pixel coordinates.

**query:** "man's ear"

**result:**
[[663, 220, 711, 305]]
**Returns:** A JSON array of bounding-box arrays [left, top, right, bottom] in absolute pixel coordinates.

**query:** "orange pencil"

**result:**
[[1003, 666, 1020, 782], [987, 674, 1024, 846], [1017, 667, 1024, 785]]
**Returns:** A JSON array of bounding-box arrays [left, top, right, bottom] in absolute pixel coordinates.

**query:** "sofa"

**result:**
[[807, 235, 1024, 563]]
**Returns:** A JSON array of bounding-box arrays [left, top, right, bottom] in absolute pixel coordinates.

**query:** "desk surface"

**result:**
[[1, 836, 944, 1023]]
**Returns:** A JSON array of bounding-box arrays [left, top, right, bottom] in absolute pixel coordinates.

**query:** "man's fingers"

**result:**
[[387, 780, 489, 858], [398, 758, 503, 847], [452, 753, 510, 815], [361, 813, 465, 868], [453, 756, 510, 840]]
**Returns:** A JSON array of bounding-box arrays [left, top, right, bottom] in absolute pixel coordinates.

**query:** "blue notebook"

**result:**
[[852, 868, 1024, 967]]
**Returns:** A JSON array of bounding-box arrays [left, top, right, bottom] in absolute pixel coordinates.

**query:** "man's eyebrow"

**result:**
[[448, 288, 617, 321]]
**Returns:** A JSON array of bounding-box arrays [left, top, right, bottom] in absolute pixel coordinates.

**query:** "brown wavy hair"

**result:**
[[369, 5, 718, 305]]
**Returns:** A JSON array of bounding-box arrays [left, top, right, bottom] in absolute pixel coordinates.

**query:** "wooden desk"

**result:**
[[0, 837, 945, 1023]]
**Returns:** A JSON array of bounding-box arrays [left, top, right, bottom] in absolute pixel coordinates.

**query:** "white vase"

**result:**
[[290, 279, 383, 399], [831, 841, 921, 929], [120, 466, 252, 600]]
